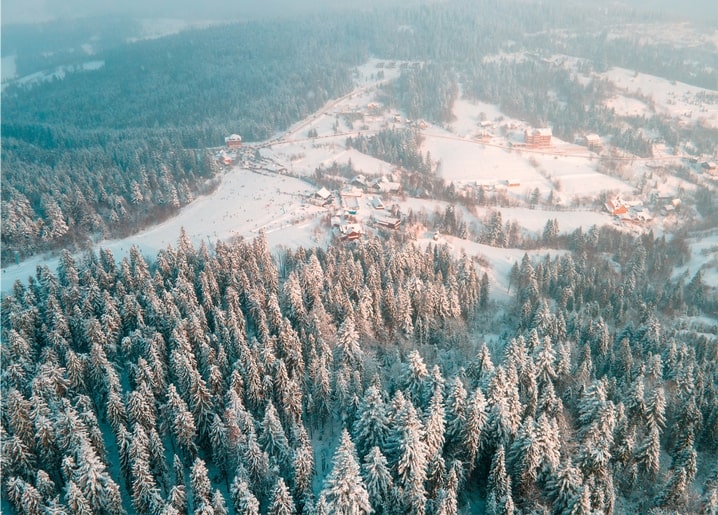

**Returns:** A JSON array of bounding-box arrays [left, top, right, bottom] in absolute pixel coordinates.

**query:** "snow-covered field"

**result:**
[[605, 95, 652, 118], [602, 67, 718, 128], [1, 170, 327, 292]]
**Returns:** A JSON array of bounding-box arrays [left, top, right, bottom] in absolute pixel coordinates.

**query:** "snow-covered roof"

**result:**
[[339, 223, 363, 234], [341, 186, 364, 197], [316, 187, 331, 199], [225, 134, 242, 142]]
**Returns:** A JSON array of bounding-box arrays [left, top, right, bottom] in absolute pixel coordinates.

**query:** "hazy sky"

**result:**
[[1, 0, 416, 25], [2, 0, 716, 26]]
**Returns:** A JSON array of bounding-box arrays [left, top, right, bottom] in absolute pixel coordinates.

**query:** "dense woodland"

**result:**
[[1, 227, 717, 514], [3, 0, 716, 264]]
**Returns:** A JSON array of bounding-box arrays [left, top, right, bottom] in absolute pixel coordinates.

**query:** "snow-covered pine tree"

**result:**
[[486, 446, 515, 515], [362, 446, 393, 513], [353, 385, 390, 459], [230, 476, 261, 515], [444, 377, 468, 457], [320, 430, 372, 515], [423, 388, 446, 463], [459, 387, 487, 473], [545, 460, 583, 515], [268, 478, 296, 515], [190, 457, 213, 514]]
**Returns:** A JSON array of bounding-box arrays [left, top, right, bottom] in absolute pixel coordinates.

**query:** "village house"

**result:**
[[343, 196, 360, 215], [374, 215, 401, 230], [585, 133, 602, 151], [341, 186, 364, 198], [525, 127, 552, 148], [315, 187, 332, 201], [339, 223, 363, 241], [702, 161, 718, 176], [351, 175, 369, 189], [605, 198, 628, 216], [373, 176, 401, 194]]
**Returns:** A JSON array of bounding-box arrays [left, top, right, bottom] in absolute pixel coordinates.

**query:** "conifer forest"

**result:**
[[2, 227, 717, 513]]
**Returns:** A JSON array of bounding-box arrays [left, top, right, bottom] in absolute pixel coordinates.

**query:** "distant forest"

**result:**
[[1, 227, 716, 514], [3, 0, 716, 265]]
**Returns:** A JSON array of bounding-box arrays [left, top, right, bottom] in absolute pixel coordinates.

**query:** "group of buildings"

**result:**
[[523, 127, 603, 152], [604, 194, 687, 227], [313, 174, 403, 241]]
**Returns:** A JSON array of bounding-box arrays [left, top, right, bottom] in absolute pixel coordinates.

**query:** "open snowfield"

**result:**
[[605, 95, 652, 118], [601, 67, 718, 128], [399, 197, 616, 237], [445, 98, 509, 137], [426, 135, 551, 187], [422, 132, 633, 199]]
